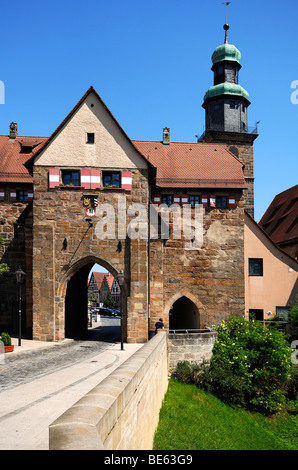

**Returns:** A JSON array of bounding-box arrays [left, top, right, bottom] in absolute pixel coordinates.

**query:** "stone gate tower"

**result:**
[[201, 24, 258, 218]]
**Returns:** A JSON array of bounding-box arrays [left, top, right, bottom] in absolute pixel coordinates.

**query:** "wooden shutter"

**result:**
[[181, 194, 189, 205], [201, 195, 208, 207], [49, 169, 59, 189], [121, 171, 132, 191], [80, 170, 91, 189], [228, 195, 236, 208], [10, 188, 17, 201], [0, 188, 4, 201], [153, 194, 161, 205], [90, 170, 101, 189], [173, 194, 180, 205], [210, 194, 216, 207], [28, 190, 33, 201]]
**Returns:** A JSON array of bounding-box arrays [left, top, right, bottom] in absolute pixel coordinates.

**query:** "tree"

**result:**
[[104, 293, 115, 308], [0, 236, 9, 275]]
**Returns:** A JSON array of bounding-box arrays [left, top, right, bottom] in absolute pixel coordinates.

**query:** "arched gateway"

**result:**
[[61, 257, 119, 339], [0, 27, 255, 344], [165, 291, 207, 332], [31, 87, 151, 344], [27, 85, 247, 344]]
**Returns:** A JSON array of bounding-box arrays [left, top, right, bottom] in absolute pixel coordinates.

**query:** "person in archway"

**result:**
[[155, 318, 164, 334]]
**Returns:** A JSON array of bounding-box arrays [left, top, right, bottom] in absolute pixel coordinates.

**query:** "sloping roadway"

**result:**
[[0, 317, 121, 392], [0, 317, 142, 450]]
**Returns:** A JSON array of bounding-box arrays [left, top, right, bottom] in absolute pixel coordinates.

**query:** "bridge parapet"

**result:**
[[49, 331, 168, 450]]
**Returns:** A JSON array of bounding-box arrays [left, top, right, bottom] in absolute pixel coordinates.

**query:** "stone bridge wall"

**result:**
[[167, 332, 217, 370], [49, 330, 168, 450]]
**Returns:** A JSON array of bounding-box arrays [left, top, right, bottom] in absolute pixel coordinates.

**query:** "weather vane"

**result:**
[[221, 2, 231, 43], [222, 2, 231, 24]]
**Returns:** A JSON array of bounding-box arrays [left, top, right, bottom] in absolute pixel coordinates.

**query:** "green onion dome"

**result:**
[[203, 82, 249, 103], [212, 43, 241, 65]]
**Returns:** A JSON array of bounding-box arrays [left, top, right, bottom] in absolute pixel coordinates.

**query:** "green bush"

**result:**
[[0, 332, 11, 346], [209, 316, 294, 413], [172, 361, 194, 384], [173, 316, 295, 414], [288, 296, 298, 329], [0, 236, 9, 275], [286, 368, 298, 403]]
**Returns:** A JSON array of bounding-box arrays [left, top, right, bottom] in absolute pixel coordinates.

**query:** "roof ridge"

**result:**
[[0, 134, 48, 138], [132, 140, 229, 146], [245, 210, 298, 265], [25, 86, 154, 172]]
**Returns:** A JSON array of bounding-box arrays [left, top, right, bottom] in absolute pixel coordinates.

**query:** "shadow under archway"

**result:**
[[65, 262, 91, 339], [169, 296, 200, 331]]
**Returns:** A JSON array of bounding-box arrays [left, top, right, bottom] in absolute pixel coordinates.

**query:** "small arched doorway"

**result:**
[[169, 296, 200, 331]]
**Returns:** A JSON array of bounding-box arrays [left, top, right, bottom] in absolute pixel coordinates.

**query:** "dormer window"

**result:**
[[20, 146, 33, 154], [86, 133, 95, 144]]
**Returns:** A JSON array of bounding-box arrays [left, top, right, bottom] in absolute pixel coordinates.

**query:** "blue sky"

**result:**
[[0, 0, 297, 229]]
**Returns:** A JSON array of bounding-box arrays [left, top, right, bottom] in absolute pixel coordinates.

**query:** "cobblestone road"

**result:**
[[0, 318, 142, 450], [0, 318, 120, 392]]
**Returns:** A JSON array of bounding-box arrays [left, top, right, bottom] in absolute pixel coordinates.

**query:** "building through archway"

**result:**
[[64, 260, 121, 339]]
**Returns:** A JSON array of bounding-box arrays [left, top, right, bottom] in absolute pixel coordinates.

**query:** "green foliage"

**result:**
[[211, 316, 294, 413], [172, 361, 194, 384], [104, 293, 115, 308], [0, 236, 9, 275], [288, 296, 298, 329], [286, 368, 298, 403], [154, 379, 298, 450], [0, 332, 11, 346], [173, 316, 295, 414]]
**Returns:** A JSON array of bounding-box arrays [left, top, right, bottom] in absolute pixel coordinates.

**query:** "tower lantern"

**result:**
[[200, 22, 258, 219], [202, 23, 250, 134]]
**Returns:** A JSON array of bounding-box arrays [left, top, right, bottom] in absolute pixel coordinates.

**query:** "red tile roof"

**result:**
[[0, 135, 246, 190], [133, 141, 246, 189], [0, 135, 47, 183], [0, 88, 246, 190], [259, 185, 298, 246], [92, 272, 106, 290], [105, 274, 114, 290]]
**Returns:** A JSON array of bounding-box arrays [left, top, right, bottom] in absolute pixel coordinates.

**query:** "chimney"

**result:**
[[162, 127, 170, 145], [9, 122, 18, 140]]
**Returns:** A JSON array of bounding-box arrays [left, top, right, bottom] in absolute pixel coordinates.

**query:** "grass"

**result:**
[[153, 378, 298, 451]]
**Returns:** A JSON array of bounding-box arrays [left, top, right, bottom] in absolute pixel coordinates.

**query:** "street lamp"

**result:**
[[117, 270, 124, 350], [14, 267, 26, 347]]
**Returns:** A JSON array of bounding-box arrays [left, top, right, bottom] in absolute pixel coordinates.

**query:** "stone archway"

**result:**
[[58, 255, 118, 296], [169, 297, 199, 330], [57, 256, 122, 340], [164, 291, 206, 331]]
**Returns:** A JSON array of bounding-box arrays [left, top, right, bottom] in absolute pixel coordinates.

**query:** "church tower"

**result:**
[[201, 24, 258, 218]]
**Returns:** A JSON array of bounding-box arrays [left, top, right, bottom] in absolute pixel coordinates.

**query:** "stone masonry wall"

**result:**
[[167, 332, 217, 371], [202, 131, 256, 218], [149, 192, 245, 332], [32, 165, 149, 343], [49, 330, 168, 450], [0, 199, 32, 335]]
